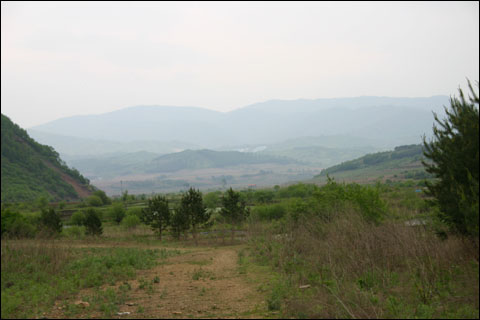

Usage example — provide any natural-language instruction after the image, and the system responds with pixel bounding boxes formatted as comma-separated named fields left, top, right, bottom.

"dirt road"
left=47, top=244, right=271, bottom=319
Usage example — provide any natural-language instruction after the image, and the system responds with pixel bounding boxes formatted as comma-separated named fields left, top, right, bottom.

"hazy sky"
left=2, top=1, right=479, bottom=128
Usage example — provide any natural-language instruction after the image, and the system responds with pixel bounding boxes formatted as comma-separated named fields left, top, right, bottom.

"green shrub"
left=122, top=214, right=141, bottom=230
left=126, top=207, right=143, bottom=219
left=92, top=190, right=111, bottom=205
left=313, top=178, right=386, bottom=224
left=1, top=209, right=36, bottom=238
left=87, top=195, right=103, bottom=207
left=109, top=203, right=126, bottom=224
left=69, top=211, right=86, bottom=226
left=63, top=225, right=85, bottom=238
left=251, top=203, right=287, bottom=221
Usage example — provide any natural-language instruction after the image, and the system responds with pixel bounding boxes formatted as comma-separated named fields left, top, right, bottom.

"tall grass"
left=248, top=193, right=479, bottom=318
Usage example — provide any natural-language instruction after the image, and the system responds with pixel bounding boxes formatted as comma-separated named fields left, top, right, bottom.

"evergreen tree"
left=220, top=187, right=249, bottom=242
left=170, top=206, right=190, bottom=240
left=179, top=187, right=210, bottom=245
left=422, top=81, right=479, bottom=237
left=142, top=195, right=170, bottom=240
left=84, top=208, right=103, bottom=236
left=40, top=208, right=62, bottom=235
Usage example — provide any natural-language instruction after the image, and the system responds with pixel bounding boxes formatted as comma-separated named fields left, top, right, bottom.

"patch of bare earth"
left=46, top=245, right=268, bottom=319
left=41, top=159, right=92, bottom=198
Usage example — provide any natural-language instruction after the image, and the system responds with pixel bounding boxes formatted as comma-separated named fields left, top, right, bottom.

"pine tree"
left=179, top=188, right=210, bottom=245
left=40, top=208, right=62, bottom=235
left=142, top=195, right=170, bottom=240
left=220, top=188, right=249, bottom=242
left=422, top=80, right=479, bottom=237
left=84, top=208, right=103, bottom=236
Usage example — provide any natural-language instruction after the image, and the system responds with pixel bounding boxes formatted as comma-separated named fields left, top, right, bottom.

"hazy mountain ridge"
left=30, top=96, right=449, bottom=148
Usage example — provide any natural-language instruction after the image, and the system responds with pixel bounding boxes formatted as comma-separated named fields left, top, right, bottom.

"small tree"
left=423, top=80, right=479, bottom=237
left=70, top=210, right=86, bottom=226
left=93, top=189, right=111, bottom=205
left=170, top=206, right=190, bottom=240
left=40, top=208, right=62, bottom=235
left=142, top=195, right=170, bottom=240
left=179, top=188, right=210, bottom=245
left=110, top=202, right=126, bottom=224
left=220, top=188, right=249, bottom=242
left=87, top=195, right=103, bottom=207
left=84, top=208, right=103, bottom=236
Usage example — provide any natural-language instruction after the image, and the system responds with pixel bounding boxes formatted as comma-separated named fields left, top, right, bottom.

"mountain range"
left=29, top=96, right=448, bottom=151
left=20, top=96, right=449, bottom=195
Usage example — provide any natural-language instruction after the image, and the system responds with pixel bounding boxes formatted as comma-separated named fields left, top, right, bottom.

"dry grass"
left=250, top=208, right=479, bottom=318
left=1, top=237, right=72, bottom=276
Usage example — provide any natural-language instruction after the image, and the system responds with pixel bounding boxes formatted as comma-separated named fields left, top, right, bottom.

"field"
left=92, top=163, right=322, bottom=196
left=1, top=179, right=479, bottom=319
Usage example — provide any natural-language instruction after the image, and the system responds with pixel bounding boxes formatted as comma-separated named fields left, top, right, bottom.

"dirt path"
left=47, top=245, right=270, bottom=319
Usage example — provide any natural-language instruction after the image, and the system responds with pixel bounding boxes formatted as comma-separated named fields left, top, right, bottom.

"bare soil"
left=45, top=244, right=270, bottom=319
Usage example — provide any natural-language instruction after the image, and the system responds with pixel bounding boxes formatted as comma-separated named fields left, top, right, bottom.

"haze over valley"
left=26, top=96, right=449, bottom=195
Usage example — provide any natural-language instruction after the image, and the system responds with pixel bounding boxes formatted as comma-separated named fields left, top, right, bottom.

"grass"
left=0, top=240, right=180, bottom=319
left=2, top=181, right=478, bottom=319
left=247, top=196, right=479, bottom=319
left=191, top=268, right=214, bottom=281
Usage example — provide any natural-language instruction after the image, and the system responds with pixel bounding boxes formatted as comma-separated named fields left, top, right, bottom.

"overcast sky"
left=1, top=1, right=479, bottom=128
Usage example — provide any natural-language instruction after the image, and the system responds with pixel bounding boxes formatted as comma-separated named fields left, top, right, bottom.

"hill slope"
left=313, top=144, right=430, bottom=182
left=1, top=114, right=93, bottom=202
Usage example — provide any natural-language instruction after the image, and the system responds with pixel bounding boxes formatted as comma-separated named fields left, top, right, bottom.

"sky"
left=1, top=1, right=479, bottom=128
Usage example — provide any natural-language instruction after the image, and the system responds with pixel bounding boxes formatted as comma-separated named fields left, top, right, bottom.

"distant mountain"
left=68, top=149, right=299, bottom=180
left=30, top=96, right=449, bottom=149
left=314, top=144, right=430, bottom=182
left=1, top=114, right=93, bottom=202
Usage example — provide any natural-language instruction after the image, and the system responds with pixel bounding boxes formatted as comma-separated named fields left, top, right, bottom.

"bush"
left=84, top=208, right=103, bottom=236
left=313, top=178, right=386, bottom=224
left=126, top=207, right=143, bottom=220
left=63, top=225, right=85, bottom=238
left=69, top=210, right=86, bottom=226
left=87, top=195, right=103, bottom=207
left=251, top=203, right=287, bottom=221
left=110, top=202, right=126, bottom=224
left=122, top=214, right=141, bottom=230
left=93, top=189, right=111, bottom=205
left=1, top=209, right=36, bottom=238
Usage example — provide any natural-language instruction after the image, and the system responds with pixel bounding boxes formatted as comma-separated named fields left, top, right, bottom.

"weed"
left=192, top=268, right=213, bottom=280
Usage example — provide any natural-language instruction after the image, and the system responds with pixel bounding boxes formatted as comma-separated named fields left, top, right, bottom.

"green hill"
left=314, top=144, right=431, bottom=182
left=1, top=114, right=93, bottom=202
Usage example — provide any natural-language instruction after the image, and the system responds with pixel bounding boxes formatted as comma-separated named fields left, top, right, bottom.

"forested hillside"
left=316, top=144, right=430, bottom=181
left=1, top=114, right=93, bottom=202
